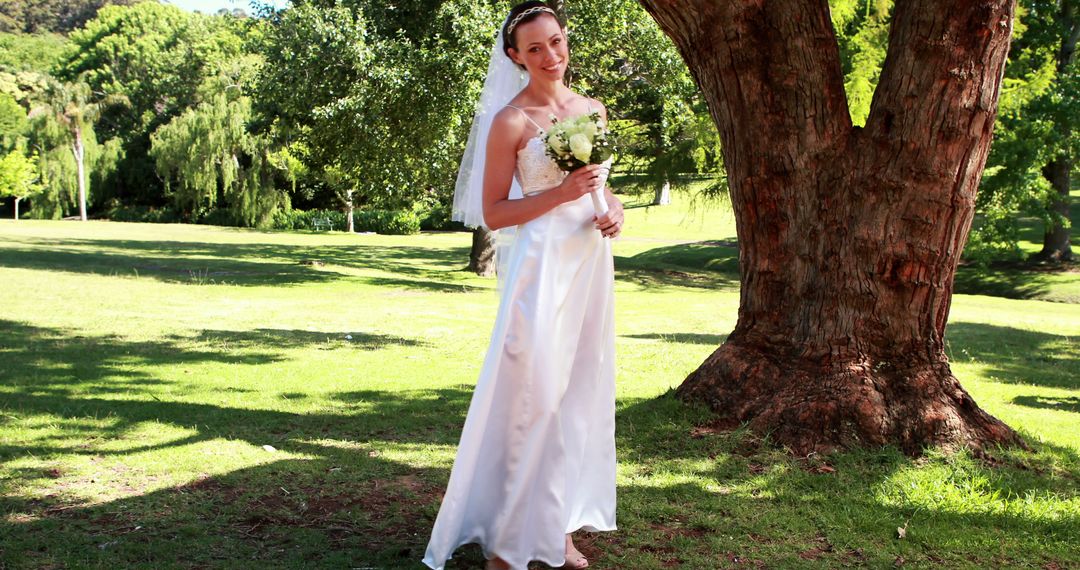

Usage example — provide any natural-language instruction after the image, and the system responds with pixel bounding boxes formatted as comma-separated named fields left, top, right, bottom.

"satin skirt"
left=422, top=192, right=617, bottom=570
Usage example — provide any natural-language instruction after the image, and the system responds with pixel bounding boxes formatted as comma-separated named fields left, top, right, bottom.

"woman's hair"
left=502, top=1, right=565, bottom=70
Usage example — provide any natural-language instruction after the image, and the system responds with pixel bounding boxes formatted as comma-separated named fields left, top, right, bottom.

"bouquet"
left=543, top=112, right=615, bottom=215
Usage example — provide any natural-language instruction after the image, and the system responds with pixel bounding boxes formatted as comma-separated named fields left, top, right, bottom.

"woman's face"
left=508, top=14, right=569, bottom=82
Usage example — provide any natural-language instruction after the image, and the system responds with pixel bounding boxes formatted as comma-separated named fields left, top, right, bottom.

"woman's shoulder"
left=489, top=104, right=534, bottom=148
left=578, top=94, right=607, bottom=118
left=582, top=95, right=605, bottom=109
left=492, top=104, right=530, bottom=130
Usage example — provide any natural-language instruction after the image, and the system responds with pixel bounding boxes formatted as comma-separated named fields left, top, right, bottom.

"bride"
left=422, top=2, right=624, bottom=569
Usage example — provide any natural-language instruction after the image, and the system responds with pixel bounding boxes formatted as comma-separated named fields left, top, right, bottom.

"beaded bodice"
left=516, top=135, right=566, bottom=196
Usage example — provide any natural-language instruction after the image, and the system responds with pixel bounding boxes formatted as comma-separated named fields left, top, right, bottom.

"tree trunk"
left=468, top=227, right=497, bottom=277
left=346, top=189, right=355, bottom=233
left=73, top=123, right=87, bottom=222
left=1036, top=155, right=1073, bottom=262
left=14, top=197, right=20, bottom=220
left=638, top=0, right=1023, bottom=454
left=1034, top=8, right=1077, bottom=263
left=653, top=178, right=671, bottom=206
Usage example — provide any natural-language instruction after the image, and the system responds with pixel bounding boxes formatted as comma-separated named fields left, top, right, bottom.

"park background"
left=0, top=0, right=1077, bottom=568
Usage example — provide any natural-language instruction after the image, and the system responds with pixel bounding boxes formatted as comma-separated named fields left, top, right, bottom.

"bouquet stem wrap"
left=543, top=112, right=615, bottom=220
left=589, top=160, right=613, bottom=216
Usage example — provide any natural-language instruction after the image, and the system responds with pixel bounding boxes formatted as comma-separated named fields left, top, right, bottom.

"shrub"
left=270, top=209, right=346, bottom=231
left=197, top=208, right=242, bottom=227
left=418, top=203, right=465, bottom=231
left=355, top=209, right=420, bottom=235
left=105, top=204, right=182, bottom=224
left=269, top=208, right=421, bottom=235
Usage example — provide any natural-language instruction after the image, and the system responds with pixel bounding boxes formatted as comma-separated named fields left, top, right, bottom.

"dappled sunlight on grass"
left=1, top=209, right=1078, bottom=568
left=875, top=449, right=1079, bottom=540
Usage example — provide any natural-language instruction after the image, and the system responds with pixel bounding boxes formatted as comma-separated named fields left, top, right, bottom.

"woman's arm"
left=482, top=107, right=603, bottom=231
left=592, top=99, right=625, bottom=238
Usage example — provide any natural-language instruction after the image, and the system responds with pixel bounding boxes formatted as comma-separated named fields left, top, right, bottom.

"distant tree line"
left=0, top=0, right=1074, bottom=262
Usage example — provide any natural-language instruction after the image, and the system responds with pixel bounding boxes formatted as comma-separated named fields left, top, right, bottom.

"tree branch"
left=864, top=0, right=1015, bottom=161
left=637, top=0, right=852, bottom=173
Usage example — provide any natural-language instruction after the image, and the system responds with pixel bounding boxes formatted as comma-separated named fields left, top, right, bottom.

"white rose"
left=582, top=121, right=598, bottom=138
left=550, top=134, right=568, bottom=154
left=569, top=133, right=593, bottom=163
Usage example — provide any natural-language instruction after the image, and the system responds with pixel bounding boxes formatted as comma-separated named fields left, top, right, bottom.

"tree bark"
left=1037, top=155, right=1073, bottom=262
left=468, top=227, right=497, bottom=277
left=653, top=178, right=671, bottom=206
left=73, top=123, right=87, bottom=222
left=1034, top=7, right=1077, bottom=263
left=346, top=189, right=355, bottom=233
left=638, top=0, right=1023, bottom=454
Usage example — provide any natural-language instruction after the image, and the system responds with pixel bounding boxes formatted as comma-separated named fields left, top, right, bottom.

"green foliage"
left=829, top=0, right=891, bottom=127
left=255, top=0, right=504, bottom=211
left=149, top=82, right=292, bottom=228
left=355, top=208, right=421, bottom=235
left=0, top=149, right=42, bottom=212
left=567, top=0, right=724, bottom=197
left=418, top=201, right=459, bottom=231
left=24, top=78, right=101, bottom=218
left=0, top=0, right=139, bottom=34
left=57, top=2, right=256, bottom=206
left=271, top=208, right=348, bottom=232
left=0, top=31, right=69, bottom=71
left=0, top=92, right=27, bottom=152
left=968, top=0, right=1079, bottom=261
left=0, top=69, right=48, bottom=104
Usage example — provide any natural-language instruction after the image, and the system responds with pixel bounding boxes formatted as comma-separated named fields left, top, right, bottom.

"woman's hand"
left=594, top=194, right=624, bottom=239
left=556, top=164, right=604, bottom=203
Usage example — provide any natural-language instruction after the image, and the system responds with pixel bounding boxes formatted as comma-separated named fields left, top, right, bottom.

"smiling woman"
left=422, top=2, right=624, bottom=570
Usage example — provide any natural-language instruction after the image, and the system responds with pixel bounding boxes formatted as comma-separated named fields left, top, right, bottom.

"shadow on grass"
left=1012, top=395, right=1080, bottom=413
left=953, top=264, right=1061, bottom=301
left=0, top=236, right=480, bottom=291
left=614, top=240, right=740, bottom=291
left=180, top=328, right=425, bottom=351
left=1, top=234, right=746, bottom=293
left=2, top=319, right=1078, bottom=568
left=0, top=320, right=424, bottom=400
left=945, top=322, right=1078, bottom=390
left=622, top=332, right=728, bottom=345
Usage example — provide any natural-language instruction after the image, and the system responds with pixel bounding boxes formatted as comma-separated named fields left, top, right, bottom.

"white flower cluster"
left=543, top=112, right=614, bottom=172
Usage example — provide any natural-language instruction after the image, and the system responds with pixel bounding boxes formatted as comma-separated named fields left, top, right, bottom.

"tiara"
left=506, top=6, right=557, bottom=35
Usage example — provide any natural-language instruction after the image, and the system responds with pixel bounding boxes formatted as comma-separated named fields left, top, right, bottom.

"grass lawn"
left=954, top=189, right=1080, bottom=304
left=0, top=193, right=1077, bottom=569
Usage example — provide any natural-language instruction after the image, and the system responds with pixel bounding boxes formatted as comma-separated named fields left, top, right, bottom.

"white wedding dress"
left=422, top=108, right=617, bottom=570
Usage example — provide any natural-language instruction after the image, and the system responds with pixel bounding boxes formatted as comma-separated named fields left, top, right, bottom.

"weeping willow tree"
left=26, top=79, right=104, bottom=220
left=149, top=87, right=293, bottom=227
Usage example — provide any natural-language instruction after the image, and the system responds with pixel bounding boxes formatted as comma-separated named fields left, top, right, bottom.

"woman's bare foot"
left=485, top=556, right=511, bottom=570
left=564, top=533, right=589, bottom=569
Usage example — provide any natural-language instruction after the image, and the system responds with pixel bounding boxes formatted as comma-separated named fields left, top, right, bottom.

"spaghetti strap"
left=506, top=104, right=545, bottom=131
